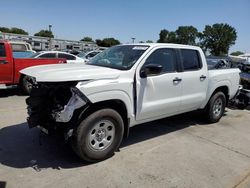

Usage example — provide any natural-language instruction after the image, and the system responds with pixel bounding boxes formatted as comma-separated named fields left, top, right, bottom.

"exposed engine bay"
left=26, top=81, right=88, bottom=133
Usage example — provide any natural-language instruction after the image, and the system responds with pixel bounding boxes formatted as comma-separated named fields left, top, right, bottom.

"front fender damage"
left=52, top=88, right=87, bottom=122
left=26, top=82, right=89, bottom=133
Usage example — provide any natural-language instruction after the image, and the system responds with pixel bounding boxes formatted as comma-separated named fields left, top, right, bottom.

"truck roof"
left=122, top=43, right=201, bottom=50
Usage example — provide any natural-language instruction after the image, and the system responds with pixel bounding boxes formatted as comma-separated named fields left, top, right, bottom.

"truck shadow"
left=0, top=111, right=210, bottom=170
left=0, top=88, right=21, bottom=98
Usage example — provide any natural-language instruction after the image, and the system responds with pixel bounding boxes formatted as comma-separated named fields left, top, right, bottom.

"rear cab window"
left=0, top=43, right=6, bottom=57
left=181, top=49, right=202, bottom=71
left=11, top=44, right=27, bottom=52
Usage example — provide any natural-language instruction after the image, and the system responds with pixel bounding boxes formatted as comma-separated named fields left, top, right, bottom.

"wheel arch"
left=78, top=98, right=131, bottom=139
left=202, top=85, right=230, bottom=109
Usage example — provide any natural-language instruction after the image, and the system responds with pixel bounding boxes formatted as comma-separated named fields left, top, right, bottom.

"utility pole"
left=49, top=24, right=52, bottom=50
left=131, top=37, right=135, bottom=43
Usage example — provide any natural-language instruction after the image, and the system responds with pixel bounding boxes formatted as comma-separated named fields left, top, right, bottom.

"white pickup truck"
left=21, top=43, right=240, bottom=162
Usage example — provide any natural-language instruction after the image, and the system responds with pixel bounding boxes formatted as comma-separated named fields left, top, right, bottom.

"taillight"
left=58, top=60, right=67, bottom=64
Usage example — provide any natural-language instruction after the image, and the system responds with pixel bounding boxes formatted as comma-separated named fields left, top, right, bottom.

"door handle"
left=200, top=75, right=206, bottom=80
left=0, top=60, right=8, bottom=64
left=173, top=77, right=182, bottom=83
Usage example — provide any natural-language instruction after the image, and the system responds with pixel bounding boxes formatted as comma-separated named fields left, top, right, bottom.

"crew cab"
left=0, top=40, right=66, bottom=93
left=21, top=43, right=240, bottom=162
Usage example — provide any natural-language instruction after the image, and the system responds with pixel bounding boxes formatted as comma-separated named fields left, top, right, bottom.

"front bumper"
left=26, top=82, right=88, bottom=132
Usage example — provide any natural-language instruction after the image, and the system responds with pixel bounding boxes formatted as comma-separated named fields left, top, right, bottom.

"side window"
left=11, top=44, right=27, bottom=51
left=181, top=49, right=201, bottom=71
left=0, top=43, right=6, bottom=57
left=39, top=53, right=56, bottom=58
left=33, top=42, right=40, bottom=46
left=144, top=48, right=176, bottom=73
left=58, top=53, right=76, bottom=60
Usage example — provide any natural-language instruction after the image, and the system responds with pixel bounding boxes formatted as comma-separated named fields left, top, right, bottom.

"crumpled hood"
left=20, top=64, right=121, bottom=82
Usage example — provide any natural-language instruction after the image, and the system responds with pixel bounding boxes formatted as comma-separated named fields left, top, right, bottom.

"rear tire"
left=71, top=108, right=124, bottom=162
left=205, top=92, right=226, bottom=123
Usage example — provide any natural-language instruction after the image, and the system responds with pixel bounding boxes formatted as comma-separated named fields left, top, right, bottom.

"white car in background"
left=77, top=50, right=102, bottom=62
left=29, top=51, right=85, bottom=64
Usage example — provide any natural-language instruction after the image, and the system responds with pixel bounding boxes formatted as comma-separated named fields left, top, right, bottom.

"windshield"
left=87, top=45, right=149, bottom=70
left=77, top=51, right=86, bottom=58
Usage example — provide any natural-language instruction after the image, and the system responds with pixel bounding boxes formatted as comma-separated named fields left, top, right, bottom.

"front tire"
left=21, top=76, right=33, bottom=95
left=205, top=92, right=226, bottom=123
left=71, top=108, right=124, bottom=162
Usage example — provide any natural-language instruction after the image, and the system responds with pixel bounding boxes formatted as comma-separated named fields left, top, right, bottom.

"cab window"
left=11, top=44, right=27, bottom=52
left=181, top=49, right=202, bottom=71
left=143, top=48, right=176, bottom=73
left=0, top=43, right=6, bottom=57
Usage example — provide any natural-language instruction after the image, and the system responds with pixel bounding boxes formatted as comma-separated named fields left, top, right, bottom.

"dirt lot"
left=0, top=89, right=250, bottom=188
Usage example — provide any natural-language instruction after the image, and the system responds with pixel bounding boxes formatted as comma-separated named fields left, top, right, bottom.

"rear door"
left=180, top=49, right=208, bottom=111
left=0, top=42, right=13, bottom=83
left=136, top=48, right=182, bottom=121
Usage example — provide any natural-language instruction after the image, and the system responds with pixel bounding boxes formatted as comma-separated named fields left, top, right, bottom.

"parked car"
left=0, top=40, right=66, bottom=94
left=29, top=51, right=86, bottom=64
left=21, top=43, right=240, bottom=162
left=77, top=50, right=101, bottom=62
left=10, top=41, right=36, bottom=58
left=240, top=69, right=250, bottom=89
left=206, top=57, right=231, bottom=70
left=10, top=41, right=35, bottom=52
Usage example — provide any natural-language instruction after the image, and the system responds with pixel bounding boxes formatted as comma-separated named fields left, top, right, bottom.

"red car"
left=0, top=40, right=66, bottom=94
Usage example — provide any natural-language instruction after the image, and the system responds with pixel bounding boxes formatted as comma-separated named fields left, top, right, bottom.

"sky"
left=0, top=0, right=249, bottom=52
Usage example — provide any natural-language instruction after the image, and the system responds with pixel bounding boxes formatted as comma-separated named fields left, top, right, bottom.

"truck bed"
left=13, top=58, right=65, bottom=84
left=208, top=68, right=240, bottom=100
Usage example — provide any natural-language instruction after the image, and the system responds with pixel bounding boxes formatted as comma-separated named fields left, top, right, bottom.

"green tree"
left=0, top=27, right=28, bottom=35
left=10, top=27, right=28, bottom=35
left=157, top=29, right=177, bottom=43
left=81, top=37, right=93, bottom=42
left=96, top=38, right=120, bottom=47
left=95, top=39, right=102, bottom=46
left=230, top=51, right=244, bottom=56
left=34, top=30, right=54, bottom=38
left=146, top=40, right=153, bottom=43
left=0, top=27, right=10, bottom=33
left=199, top=23, right=237, bottom=56
left=175, top=26, right=198, bottom=45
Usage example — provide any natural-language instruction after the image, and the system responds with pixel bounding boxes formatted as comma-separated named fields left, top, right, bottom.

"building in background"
left=1, top=32, right=98, bottom=52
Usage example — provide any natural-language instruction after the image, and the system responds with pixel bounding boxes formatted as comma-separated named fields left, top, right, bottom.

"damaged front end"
left=229, top=86, right=250, bottom=110
left=26, top=81, right=89, bottom=134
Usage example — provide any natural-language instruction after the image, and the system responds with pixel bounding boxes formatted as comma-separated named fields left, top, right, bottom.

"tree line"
left=81, top=37, right=120, bottom=47
left=0, top=23, right=240, bottom=56
left=157, top=23, right=237, bottom=56
left=0, top=27, right=120, bottom=47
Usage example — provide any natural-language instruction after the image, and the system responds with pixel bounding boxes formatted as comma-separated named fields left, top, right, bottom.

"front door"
left=136, top=48, right=182, bottom=121
left=0, top=43, right=13, bottom=84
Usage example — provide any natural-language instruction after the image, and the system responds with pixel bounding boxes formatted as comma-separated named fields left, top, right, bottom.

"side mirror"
left=140, top=64, right=163, bottom=78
